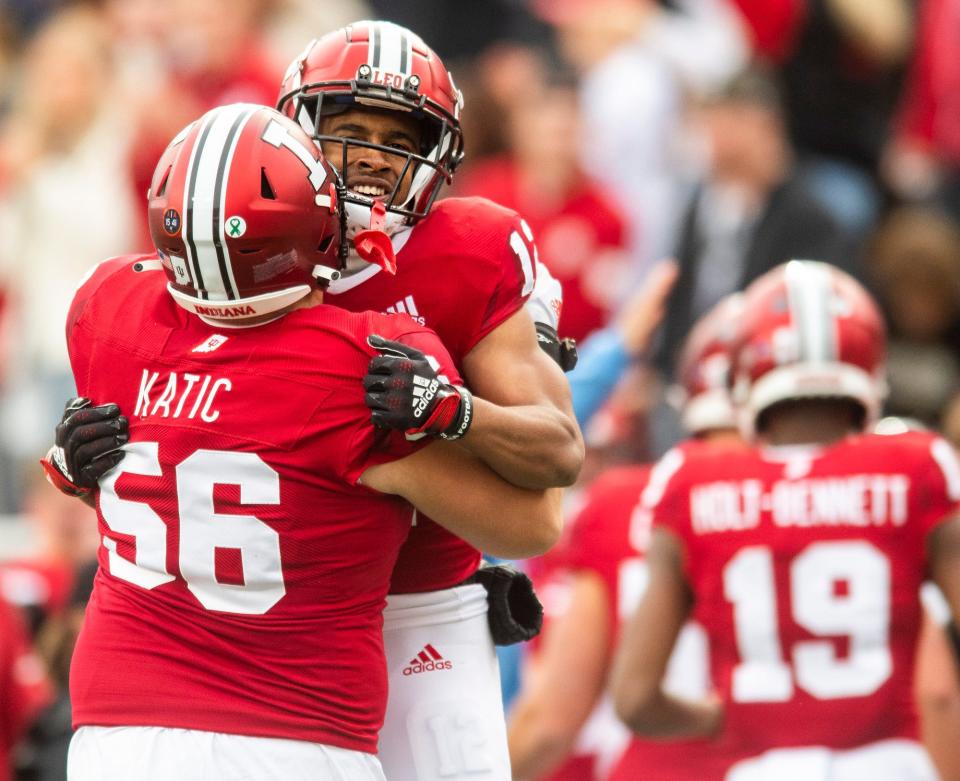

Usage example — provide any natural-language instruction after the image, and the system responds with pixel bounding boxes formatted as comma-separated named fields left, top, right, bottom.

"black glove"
left=40, top=397, right=128, bottom=496
left=535, top=322, right=578, bottom=373
left=472, top=562, right=544, bottom=645
left=363, top=334, right=473, bottom=440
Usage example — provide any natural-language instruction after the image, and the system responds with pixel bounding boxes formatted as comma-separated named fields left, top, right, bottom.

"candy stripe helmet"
left=675, top=293, right=744, bottom=434
left=276, top=21, right=464, bottom=236
left=731, top=260, right=887, bottom=433
left=147, top=103, right=344, bottom=325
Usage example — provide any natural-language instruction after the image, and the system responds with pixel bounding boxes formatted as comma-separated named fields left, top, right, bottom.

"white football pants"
left=379, top=583, right=511, bottom=780
left=67, top=725, right=386, bottom=781
left=726, top=739, right=939, bottom=781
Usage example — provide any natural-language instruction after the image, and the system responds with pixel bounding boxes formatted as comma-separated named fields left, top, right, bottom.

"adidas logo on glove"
left=411, top=375, right=440, bottom=419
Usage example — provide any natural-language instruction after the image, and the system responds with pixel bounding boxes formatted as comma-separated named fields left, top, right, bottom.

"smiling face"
left=318, top=107, right=423, bottom=204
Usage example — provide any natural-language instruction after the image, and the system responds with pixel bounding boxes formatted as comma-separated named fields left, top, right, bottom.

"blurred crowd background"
left=1, top=0, right=960, bottom=778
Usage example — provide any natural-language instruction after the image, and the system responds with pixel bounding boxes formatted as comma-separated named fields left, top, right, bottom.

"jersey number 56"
left=99, top=441, right=285, bottom=615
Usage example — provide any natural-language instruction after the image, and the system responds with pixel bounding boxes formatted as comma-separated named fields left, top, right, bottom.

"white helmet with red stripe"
left=675, top=293, right=743, bottom=434
left=732, top=260, right=887, bottom=432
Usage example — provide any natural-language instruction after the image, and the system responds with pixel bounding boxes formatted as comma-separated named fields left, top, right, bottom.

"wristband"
left=439, top=386, right=473, bottom=441
left=40, top=446, right=90, bottom=498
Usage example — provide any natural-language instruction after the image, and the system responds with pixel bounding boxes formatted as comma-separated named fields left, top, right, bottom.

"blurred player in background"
left=0, top=595, right=50, bottom=781
left=49, top=103, right=560, bottom=781
left=612, top=260, right=960, bottom=780
left=507, top=294, right=743, bottom=781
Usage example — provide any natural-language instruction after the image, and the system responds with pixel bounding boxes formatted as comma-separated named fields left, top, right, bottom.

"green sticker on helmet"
left=226, top=216, right=246, bottom=237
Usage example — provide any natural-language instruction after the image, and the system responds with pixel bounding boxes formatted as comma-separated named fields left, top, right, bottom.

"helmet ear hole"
left=317, top=234, right=334, bottom=253
left=260, top=168, right=277, bottom=200
left=156, top=166, right=172, bottom=197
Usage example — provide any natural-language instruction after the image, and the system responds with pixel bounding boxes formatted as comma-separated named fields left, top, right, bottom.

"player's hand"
left=363, top=335, right=473, bottom=440
left=40, top=397, right=128, bottom=497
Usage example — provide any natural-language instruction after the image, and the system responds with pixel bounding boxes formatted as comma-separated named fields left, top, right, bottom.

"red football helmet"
left=148, top=103, right=344, bottom=324
left=675, top=293, right=743, bottom=434
left=731, top=260, right=887, bottom=432
left=276, top=21, right=464, bottom=232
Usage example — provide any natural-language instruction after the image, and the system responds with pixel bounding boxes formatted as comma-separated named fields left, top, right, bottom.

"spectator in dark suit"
left=658, top=67, right=855, bottom=376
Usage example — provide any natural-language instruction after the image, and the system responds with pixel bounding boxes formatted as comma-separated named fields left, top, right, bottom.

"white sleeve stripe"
left=641, top=447, right=686, bottom=508
left=73, top=258, right=113, bottom=296
left=920, top=582, right=951, bottom=626
left=931, top=438, right=960, bottom=502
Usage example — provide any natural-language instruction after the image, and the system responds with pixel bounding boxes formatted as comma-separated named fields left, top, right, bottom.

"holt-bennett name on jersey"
left=690, top=474, right=910, bottom=535
left=134, top=369, right=231, bottom=422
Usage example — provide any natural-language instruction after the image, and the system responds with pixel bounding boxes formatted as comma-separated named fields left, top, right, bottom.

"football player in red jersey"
left=275, top=22, right=585, bottom=780
left=49, top=21, right=614, bottom=780
left=611, top=261, right=960, bottom=780
left=276, top=21, right=583, bottom=492
left=55, top=104, right=560, bottom=781
left=507, top=294, right=744, bottom=781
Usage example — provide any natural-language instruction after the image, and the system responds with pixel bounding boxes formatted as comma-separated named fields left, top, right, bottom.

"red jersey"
left=66, top=256, right=460, bottom=752
left=651, top=431, right=960, bottom=764
left=559, top=456, right=726, bottom=781
left=566, top=465, right=652, bottom=631
left=525, top=467, right=647, bottom=781
left=0, top=598, right=50, bottom=781
left=327, top=197, right=535, bottom=593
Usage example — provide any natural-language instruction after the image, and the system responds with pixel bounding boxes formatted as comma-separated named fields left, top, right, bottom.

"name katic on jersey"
left=689, top=474, right=910, bottom=534
left=134, top=369, right=231, bottom=422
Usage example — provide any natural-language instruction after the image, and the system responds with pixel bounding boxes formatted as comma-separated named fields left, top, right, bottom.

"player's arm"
left=923, top=518, right=960, bottom=781
left=459, top=308, right=584, bottom=489
left=508, top=570, right=611, bottom=779
left=360, top=440, right=562, bottom=560
left=364, top=321, right=583, bottom=489
left=914, top=603, right=960, bottom=781
left=929, top=515, right=960, bottom=641
left=610, top=528, right=721, bottom=739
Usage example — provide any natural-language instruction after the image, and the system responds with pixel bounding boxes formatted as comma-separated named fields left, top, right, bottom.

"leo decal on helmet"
left=731, top=260, right=887, bottom=435
left=147, top=103, right=347, bottom=325
left=277, top=21, right=464, bottom=239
